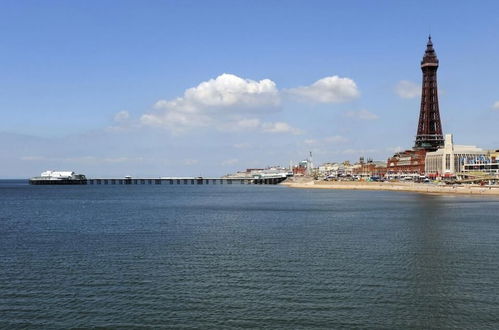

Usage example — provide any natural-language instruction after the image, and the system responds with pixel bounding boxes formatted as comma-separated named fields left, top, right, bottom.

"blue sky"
left=1, top=0, right=498, bottom=178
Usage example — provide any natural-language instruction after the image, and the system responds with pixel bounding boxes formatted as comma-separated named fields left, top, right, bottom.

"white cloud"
left=304, top=139, right=318, bottom=145
left=114, top=110, right=130, bottom=123
left=324, top=135, right=349, bottom=144
left=140, top=73, right=359, bottom=134
left=181, top=73, right=279, bottom=108
left=234, top=118, right=262, bottom=130
left=141, top=107, right=212, bottom=132
left=107, top=110, right=136, bottom=132
left=221, top=118, right=301, bottom=135
left=262, top=122, right=303, bottom=135
left=141, top=73, right=280, bottom=133
left=493, top=101, right=499, bottom=110
left=287, top=76, right=360, bottom=103
left=304, top=135, right=348, bottom=146
left=345, top=110, right=379, bottom=120
left=395, top=80, right=420, bottom=99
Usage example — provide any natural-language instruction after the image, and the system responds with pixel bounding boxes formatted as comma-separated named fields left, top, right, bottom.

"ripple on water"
left=1, top=184, right=499, bottom=328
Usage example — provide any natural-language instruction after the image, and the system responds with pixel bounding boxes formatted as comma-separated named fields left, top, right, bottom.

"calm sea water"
left=1, top=180, right=498, bottom=329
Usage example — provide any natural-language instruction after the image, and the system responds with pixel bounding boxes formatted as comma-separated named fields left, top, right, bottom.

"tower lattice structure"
left=414, top=36, right=444, bottom=151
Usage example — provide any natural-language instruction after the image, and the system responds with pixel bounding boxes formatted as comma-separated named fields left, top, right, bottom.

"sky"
left=1, top=0, right=499, bottom=178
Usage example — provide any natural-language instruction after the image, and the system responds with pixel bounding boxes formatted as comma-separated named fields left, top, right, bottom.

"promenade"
left=282, top=179, right=499, bottom=196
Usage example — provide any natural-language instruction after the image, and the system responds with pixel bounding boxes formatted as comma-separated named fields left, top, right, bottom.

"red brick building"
left=353, top=159, right=387, bottom=178
left=386, top=149, right=427, bottom=177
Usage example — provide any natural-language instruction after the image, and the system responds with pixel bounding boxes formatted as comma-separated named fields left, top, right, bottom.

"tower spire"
left=414, top=36, right=444, bottom=150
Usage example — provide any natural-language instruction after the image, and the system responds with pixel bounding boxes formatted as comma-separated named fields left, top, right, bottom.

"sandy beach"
left=281, top=179, right=499, bottom=196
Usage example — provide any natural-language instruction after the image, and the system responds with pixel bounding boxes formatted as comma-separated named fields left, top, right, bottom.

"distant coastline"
left=281, top=179, right=499, bottom=196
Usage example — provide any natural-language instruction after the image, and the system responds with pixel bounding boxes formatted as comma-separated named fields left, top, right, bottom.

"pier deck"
left=87, top=176, right=287, bottom=185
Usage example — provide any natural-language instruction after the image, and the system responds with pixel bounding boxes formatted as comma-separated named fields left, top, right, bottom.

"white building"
left=462, top=149, right=499, bottom=177
left=425, top=134, right=486, bottom=177
left=41, top=171, right=76, bottom=179
left=318, top=163, right=338, bottom=175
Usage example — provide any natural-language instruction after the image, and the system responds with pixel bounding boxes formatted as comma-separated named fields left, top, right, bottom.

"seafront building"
left=225, top=166, right=291, bottom=179
left=292, top=153, right=315, bottom=176
left=352, top=158, right=387, bottom=179
left=461, top=149, right=499, bottom=177
left=425, top=134, right=487, bottom=178
left=386, top=150, right=426, bottom=179
left=318, top=162, right=338, bottom=175
left=316, top=161, right=357, bottom=178
left=292, top=160, right=309, bottom=176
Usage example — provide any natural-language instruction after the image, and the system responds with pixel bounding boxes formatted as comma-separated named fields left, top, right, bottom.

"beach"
left=282, top=179, right=499, bottom=196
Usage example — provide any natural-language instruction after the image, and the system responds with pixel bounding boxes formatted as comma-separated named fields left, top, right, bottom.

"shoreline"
left=281, top=180, right=499, bottom=196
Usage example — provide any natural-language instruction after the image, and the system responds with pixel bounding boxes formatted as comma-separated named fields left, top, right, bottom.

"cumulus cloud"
left=287, top=76, right=360, bottom=103
left=395, top=80, right=420, bottom=99
left=140, top=73, right=359, bottom=134
left=262, top=122, right=302, bottom=135
left=234, top=118, right=262, bottom=130
left=324, top=135, right=349, bottom=144
left=493, top=101, right=499, bottom=110
left=114, top=110, right=130, bottom=123
left=141, top=73, right=280, bottom=133
left=304, top=135, right=348, bottom=146
left=181, top=74, right=279, bottom=108
left=108, top=110, right=139, bottom=132
left=304, top=139, right=318, bottom=145
left=141, top=110, right=211, bottom=131
left=219, top=118, right=302, bottom=135
left=345, top=110, right=379, bottom=120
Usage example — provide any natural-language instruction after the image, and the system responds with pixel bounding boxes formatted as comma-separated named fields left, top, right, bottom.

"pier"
left=86, top=176, right=287, bottom=185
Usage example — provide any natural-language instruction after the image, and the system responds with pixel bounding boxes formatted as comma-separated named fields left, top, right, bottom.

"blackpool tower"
left=414, top=36, right=444, bottom=151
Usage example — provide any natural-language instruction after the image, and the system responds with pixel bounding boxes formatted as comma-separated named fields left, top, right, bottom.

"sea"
left=1, top=180, right=498, bottom=329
